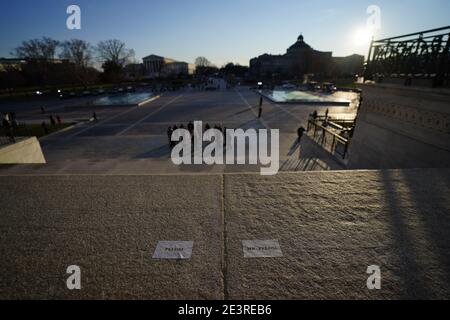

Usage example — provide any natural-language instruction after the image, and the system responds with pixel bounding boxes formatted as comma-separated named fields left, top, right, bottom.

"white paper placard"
left=242, top=240, right=283, bottom=258
left=152, top=241, right=194, bottom=259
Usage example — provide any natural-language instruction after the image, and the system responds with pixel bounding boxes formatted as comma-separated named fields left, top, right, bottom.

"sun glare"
left=354, top=27, right=373, bottom=46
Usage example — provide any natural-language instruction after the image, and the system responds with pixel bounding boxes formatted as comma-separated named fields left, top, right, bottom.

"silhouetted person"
left=93, top=112, right=98, bottom=121
left=41, top=122, right=49, bottom=135
left=325, top=108, right=329, bottom=120
left=188, top=121, right=194, bottom=133
left=297, top=126, right=306, bottom=142
left=312, top=110, right=318, bottom=120
left=405, top=77, right=412, bottom=86
left=56, top=115, right=62, bottom=125
left=349, top=126, right=355, bottom=138
left=49, top=115, right=56, bottom=126
left=3, top=112, right=10, bottom=124
left=3, top=115, right=14, bottom=142
left=167, top=126, right=174, bottom=148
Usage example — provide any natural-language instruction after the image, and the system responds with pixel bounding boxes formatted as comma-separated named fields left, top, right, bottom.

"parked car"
left=306, top=81, right=321, bottom=91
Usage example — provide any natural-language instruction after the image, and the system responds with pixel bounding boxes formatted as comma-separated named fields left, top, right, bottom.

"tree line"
left=1, top=37, right=135, bottom=89
left=1, top=38, right=250, bottom=91
left=194, top=56, right=249, bottom=79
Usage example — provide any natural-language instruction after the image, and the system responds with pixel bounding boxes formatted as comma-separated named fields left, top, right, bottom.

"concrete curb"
left=0, top=137, right=46, bottom=164
left=138, top=95, right=161, bottom=107
left=65, top=95, right=161, bottom=109
left=257, top=90, right=351, bottom=106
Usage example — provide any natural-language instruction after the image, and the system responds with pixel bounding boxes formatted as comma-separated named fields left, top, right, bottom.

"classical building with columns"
left=250, top=34, right=364, bottom=79
left=142, top=54, right=195, bottom=78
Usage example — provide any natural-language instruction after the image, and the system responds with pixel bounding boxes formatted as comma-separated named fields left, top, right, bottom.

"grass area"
left=0, top=123, right=75, bottom=138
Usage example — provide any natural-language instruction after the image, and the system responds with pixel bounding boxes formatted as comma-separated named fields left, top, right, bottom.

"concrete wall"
left=0, top=137, right=46, bottom=164
left=348, top=83, right=450, bottom=169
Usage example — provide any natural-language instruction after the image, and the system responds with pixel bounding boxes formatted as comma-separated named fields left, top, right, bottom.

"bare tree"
left=195, top=56, right=212, bottom=67
left=60, top=39, right=93, bottom=68
left=96, top=39, right=134, bottom=66
left=12, top=37, right=60, bottom=60
left=60, top=39, right=97, bottom=86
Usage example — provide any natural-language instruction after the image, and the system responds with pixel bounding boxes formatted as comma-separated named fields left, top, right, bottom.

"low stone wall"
left=0, top=137, right=46, bottom=164
left=348, top=83, right=450, bottom=169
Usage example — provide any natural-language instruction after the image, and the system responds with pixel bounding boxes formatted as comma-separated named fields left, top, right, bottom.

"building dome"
left=288, top=34, right=312, bottom=52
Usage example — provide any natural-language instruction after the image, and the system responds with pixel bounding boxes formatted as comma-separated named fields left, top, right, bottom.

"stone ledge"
left=0, top=136, right=46, bottom=164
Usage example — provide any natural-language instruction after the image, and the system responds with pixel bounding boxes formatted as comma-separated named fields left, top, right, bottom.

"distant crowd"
left=167, top=122, right=228, bottom=149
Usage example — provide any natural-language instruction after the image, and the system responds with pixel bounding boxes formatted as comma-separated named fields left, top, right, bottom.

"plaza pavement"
left=1, top=169, right=450, bottom=299
left=3, top=88, right=449, bottom=300
left=0, top=88, right=356, bottom=174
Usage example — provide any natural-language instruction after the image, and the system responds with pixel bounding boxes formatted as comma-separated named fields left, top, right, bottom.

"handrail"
left=308, top=120, right=348, bottom=143
left=374, top=26, right=450, bottom=42
left=364, top=26, right=450, bottom=87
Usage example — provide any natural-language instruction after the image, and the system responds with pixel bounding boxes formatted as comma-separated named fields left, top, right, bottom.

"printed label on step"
left=152, top=241, right=194, bottom=259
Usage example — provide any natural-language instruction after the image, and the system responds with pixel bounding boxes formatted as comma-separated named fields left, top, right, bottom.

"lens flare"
left=354, top=28, right=373, bottom=46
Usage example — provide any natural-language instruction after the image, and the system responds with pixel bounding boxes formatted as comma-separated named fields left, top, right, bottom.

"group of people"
left=167, top=122, right=228, bottom=149
left=40, top=114, right=63, bottom=135
left=2, top=112, right=18, bottom=127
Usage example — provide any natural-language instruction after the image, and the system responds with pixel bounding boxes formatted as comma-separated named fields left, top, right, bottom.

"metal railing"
left=364, top=26, right=450, bottom=87
left=307, top=119, right=350, bottom=159
left=0, top=124, right=30, bottom=147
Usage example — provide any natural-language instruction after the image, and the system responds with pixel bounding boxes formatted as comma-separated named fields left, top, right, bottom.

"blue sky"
left=1, top=0, right=449, bottom=66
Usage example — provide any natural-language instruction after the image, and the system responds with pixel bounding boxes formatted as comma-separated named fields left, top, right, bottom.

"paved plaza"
left=0, top=87, right=357, bottom=174
left=2, top=88, right=449, bottom=300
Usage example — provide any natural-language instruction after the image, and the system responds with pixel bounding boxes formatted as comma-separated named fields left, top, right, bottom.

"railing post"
left=332, top=135, right=336, bottom=153
left=434, top=32, right=450, bottom=87
left=364, top=37, right=375, bottom=81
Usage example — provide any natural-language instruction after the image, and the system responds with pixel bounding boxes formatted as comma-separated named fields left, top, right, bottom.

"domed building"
left=250, top=34, right=363, bottom=79
left=286, top=34, right=312, bottom=53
